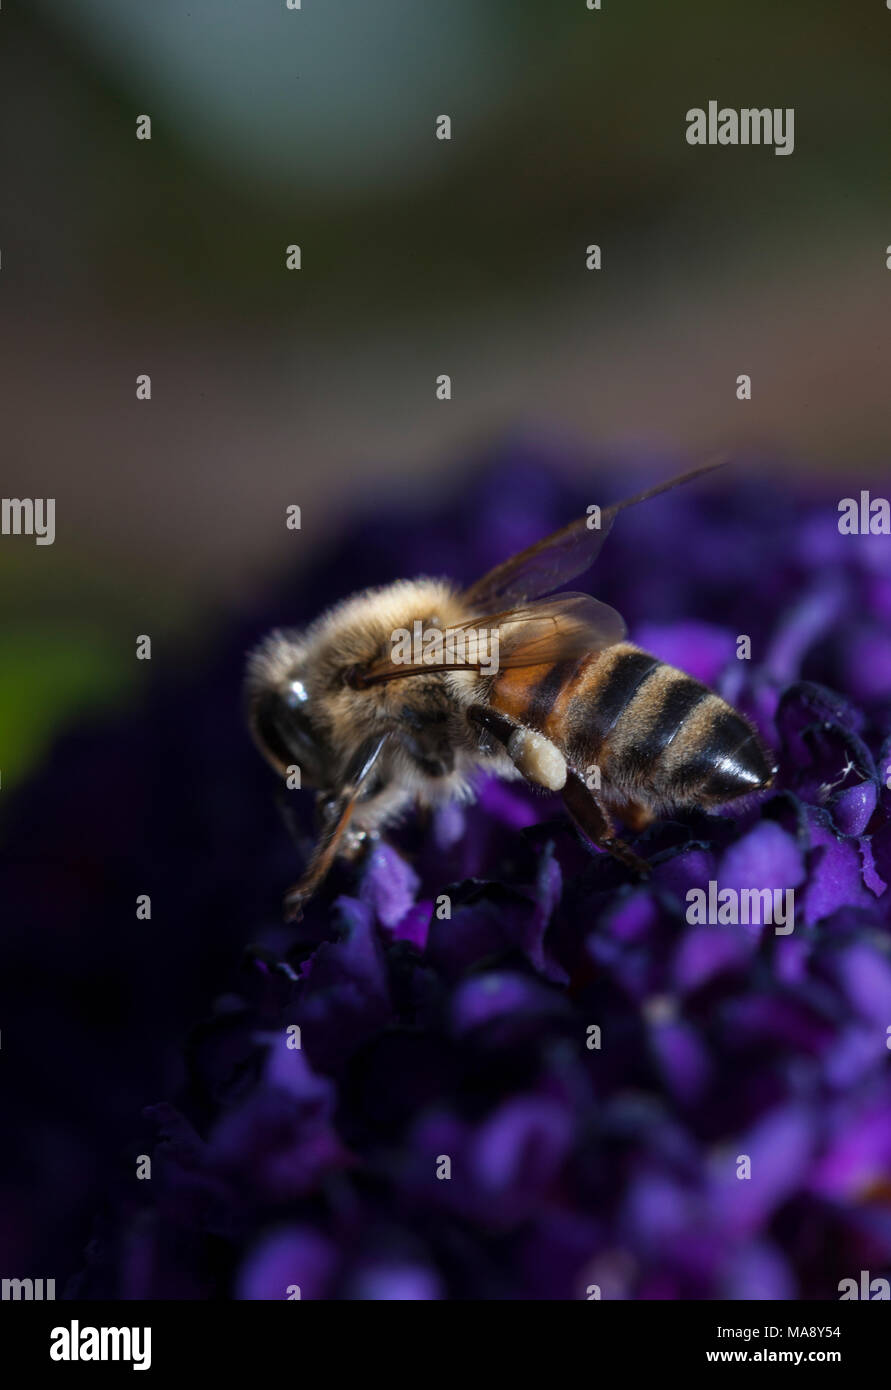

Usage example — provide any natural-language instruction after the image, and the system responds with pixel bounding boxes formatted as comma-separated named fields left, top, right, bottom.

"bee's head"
left=245, top=630, right=330, bottom=786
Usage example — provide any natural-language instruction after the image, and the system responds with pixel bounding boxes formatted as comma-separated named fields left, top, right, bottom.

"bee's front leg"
left=340, top=824, right=380, bottom=862
left=276, top=786, right=371, bottom=861
left=275, top=784, right=312, bottom=851
left=282, top=733, right=390, bottom=920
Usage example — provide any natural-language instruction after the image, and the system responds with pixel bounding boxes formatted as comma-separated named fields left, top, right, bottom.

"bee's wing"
left=494, top=592, right=626, bottom=666
left=462, top=458, right=726, bottom=608
left=354, top=592, right=625, bottom=687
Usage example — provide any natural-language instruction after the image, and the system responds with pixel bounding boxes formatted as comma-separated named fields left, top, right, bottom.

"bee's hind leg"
left=467, top=705, right=648, bottom=875
left=562, top=768, right=650, bottom=876
left=467, top=705, right=567, bottom=791
left=612, top=798, right=657, bottom=836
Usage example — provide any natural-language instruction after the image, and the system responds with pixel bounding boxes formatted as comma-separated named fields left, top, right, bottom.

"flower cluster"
left=4, top=443, right=890, bottom=1299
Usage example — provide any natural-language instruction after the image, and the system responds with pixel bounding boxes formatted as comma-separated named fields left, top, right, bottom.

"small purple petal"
left=360, top=842, right=420, bottom=928
left=763, top=582, right=846, bottom=685
left=672, top=924, right=753, bottom=993
left=834, top=942, right=891, bottom=1027
left=433, top=800, right=466, bottom=850
left=621, top=1170, right=697, bottom=1250
left=720, top=1241, right=797, bottom=1300
left=871, top=820, right=891, bottom=896
left=648, top=1017, right=712, bottom=1104
left=451, top=972, right=557, bottom=1034
left=386, top=900, right=432, bottom=950
left=719, top=822, right=806, bottom=895
left=858, top=837, right=887, bottom=897
left=470, top=1098, right=573, bottom=1210
left=708, top=1106, right=814, bottom=1238
left=832, top=781, right=877, bottom=836
left=809, top=1100, right=891, bottom=1199
left=348, top=1264, right=443, bottom=1300
left=822, top=1025, right=887, bottom=1089
left=237, top=1228, right=338, bottom=1300
left=602, top=889, right=660, bottom=943
left=262, top=1030, right=337, bottom=1108
left=802, top=812, right=875, bottom=924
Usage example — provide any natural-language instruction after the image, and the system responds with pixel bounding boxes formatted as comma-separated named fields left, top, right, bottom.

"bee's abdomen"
left=491, top=642, right=773, bottom=807
left=580, top=644, right=773, bottom=804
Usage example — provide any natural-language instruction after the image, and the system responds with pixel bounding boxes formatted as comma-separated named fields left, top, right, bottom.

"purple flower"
left=4, top=443, right=891, bottom=1301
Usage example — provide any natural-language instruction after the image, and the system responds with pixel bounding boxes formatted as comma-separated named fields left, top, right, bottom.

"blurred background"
left=1, top=0, right=890, bottom=787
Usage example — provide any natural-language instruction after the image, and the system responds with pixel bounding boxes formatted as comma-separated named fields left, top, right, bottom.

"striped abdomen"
left=490, top=641, right=775, bottom=808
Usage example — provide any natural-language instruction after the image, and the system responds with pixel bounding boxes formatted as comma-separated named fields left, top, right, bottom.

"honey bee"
left=246, top=462, right=776, bottom=918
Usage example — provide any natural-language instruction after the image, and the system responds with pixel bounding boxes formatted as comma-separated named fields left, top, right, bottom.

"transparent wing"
left=350, top=592, right=626, bottom=688
left=461, top=458, right=726, bottom=609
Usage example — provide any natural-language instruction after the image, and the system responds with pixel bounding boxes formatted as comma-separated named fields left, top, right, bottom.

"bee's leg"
left=282, top=733, right=390, bottom=920
left=562, top=767, right=650, bottom=876
left=612, top=798, right=657, bottom=835
left=339, top=824, right=380, bottom=862
left=467, top=705, right=516, bottom=756
left=275, top=785, right=309, bottom=850
left=467, top=706, right=566, bottom=791
left=469, top=706, right=648, bottom=873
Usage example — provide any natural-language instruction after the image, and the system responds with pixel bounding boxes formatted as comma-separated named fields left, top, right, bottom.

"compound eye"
left=285, top=678, right=309, bottom=708
left=251, top=686, right=325, bottom=785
